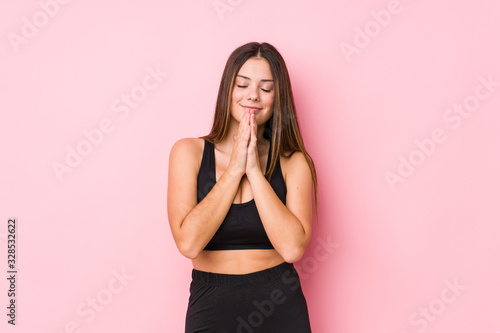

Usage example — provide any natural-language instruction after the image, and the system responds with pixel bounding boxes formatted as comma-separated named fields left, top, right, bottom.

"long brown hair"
left=200, top=42, right=318, bottom=216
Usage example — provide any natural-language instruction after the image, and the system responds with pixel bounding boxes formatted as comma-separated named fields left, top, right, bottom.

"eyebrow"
left=237, top=75, right=274, bottom=82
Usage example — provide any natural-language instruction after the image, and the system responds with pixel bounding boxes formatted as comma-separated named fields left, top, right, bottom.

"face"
left=230, top=57, right=275, bottom=126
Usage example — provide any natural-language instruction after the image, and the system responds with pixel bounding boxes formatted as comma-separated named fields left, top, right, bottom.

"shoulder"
left=171, top=137, right=205, bottom=152
left=280, top=150, right=311, bottom=182
left=169, top=137, right=205, bottom=169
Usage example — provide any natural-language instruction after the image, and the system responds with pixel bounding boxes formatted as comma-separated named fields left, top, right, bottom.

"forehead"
left=237, top=57, right=273, bottom=80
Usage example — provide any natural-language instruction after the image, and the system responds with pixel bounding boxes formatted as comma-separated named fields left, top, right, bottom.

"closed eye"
left=236, top=85, right=272, bottom=92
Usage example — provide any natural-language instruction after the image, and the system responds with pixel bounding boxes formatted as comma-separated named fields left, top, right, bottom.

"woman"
left=167, top=42, right=318, bottom=332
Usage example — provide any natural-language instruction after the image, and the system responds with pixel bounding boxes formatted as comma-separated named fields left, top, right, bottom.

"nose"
left=246, top=86, right=259, bottom=101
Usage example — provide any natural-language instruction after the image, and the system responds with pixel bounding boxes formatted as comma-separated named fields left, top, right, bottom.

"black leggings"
left=185, top=261, right=312, bottom=333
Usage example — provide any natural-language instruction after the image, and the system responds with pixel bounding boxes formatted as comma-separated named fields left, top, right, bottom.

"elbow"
left=174, top=218, right=202, bottom=259
left=177, top=239, right=201, bottom=260
left=281, top=245, right=306, bottom=264
left=281, top=232, right=310, bottom=263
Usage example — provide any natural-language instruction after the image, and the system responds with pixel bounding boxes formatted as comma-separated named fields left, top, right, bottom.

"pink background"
left=1, top=0, right=499, bottom=332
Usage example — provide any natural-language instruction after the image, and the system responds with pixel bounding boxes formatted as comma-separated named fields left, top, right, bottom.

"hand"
left=226, top=109, right=251, bottom=178
left=245, top=110, right=262, bottom=178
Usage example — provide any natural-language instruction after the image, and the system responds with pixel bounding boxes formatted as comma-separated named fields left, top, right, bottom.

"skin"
left=167, top=57, right=313, bottom=274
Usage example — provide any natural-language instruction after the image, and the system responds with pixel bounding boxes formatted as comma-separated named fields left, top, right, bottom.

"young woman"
left=167, top=42, right=318, bottom=332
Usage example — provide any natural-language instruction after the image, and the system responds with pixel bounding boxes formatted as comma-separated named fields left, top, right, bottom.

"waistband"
left=191, top=261, right=296, bottom=286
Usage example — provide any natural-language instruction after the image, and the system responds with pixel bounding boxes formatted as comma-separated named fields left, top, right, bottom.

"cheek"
left=265, top=93, right=275, bottom=107
left=232, top=89, right=244, bottom=103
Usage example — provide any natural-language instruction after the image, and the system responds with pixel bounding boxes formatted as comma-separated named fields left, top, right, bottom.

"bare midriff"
left=192, top=249, right=285, bottom=274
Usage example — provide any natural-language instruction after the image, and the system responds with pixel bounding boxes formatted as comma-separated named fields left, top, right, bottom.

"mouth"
left=241, top=105, right=262, bottom=112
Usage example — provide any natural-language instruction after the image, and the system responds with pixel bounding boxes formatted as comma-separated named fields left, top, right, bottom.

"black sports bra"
left=197, top=138, right=287, bottom=250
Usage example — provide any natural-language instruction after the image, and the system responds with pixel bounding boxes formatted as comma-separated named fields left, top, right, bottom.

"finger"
left=243, top=112, right=251, bottom=137
left=235, top=111, right=248, bottom=144
left=245, top=110, right=251, bottom=128
left=251, top=113, right=257, bottom=138
left=251, top=123, right=257, bottom=145
left=237, top=110, right=247, bottom=130
left=240, top=111, right=250, bottom=136
left=248, top=117, right=256, bottom=148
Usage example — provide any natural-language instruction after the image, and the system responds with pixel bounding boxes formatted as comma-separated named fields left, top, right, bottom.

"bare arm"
left=167, top=112, right=253, bottom=259
left=247, top=151, right=313, bottom=263
left=166, top=138, right=242, bottom=259
left=245, top=111, right=313, bottom=263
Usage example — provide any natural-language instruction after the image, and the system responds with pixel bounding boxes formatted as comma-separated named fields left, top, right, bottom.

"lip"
left=241, top=105, right=262, bottom=112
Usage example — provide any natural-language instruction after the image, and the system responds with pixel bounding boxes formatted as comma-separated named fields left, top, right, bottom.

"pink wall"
left=1, top=0, right=499, bottom=332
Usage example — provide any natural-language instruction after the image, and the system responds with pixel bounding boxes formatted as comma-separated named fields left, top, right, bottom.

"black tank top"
left=197, top=138, right=287, bottom=250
